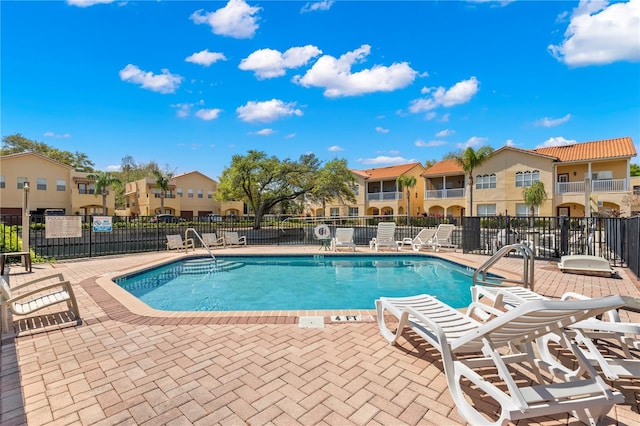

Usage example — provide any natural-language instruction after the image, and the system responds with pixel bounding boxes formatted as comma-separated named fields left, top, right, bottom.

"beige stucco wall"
left=174, top=172, right=219, bottom=218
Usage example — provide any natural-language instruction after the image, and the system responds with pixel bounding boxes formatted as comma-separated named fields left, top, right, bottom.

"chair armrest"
left=9, top=273, right=66, bottom=291
left=466, top=302, right=504, bottom=321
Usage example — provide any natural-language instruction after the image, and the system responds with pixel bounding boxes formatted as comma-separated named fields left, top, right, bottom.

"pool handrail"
left=185, top=228, right=217, bottom=262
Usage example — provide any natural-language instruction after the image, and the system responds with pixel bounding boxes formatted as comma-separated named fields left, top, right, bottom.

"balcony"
left=556, top=178, right=628, bottom=194
left=424, top=188, right=465, bottom=199
left=154, top=193, right=176, bottom=199
left=366, top=192, right=403, bottom=201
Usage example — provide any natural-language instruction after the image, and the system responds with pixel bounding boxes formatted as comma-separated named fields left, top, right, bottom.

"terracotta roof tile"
left=354, top=162, right=423, bottom=179
left=422, top=159, right=463, bottom=176
left=533, top=137, right=636, bottom=162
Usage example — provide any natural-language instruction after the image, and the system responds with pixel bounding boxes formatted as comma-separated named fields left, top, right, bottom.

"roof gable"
left=355, top=162, right=424, bottom=180
left=0, top=151, right=75, bottom=170
left=423, top=159, right=463, bottom=176
left=533, top=137, right=636, bottom=162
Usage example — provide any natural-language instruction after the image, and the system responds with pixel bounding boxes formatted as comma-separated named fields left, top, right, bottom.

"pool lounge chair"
left=1, top=274, right=80, bottom=336
left=558, top=254, right=616, bottom=277
left=369, top=222, right=399, bottom=252
left=425, top=223, right=457, bottom=252
left=166, top=234, right=195, bottom=251
left=376, top=293, right=625, bottom=425
left=331, top=228, right=356, bottom=252
left=202, top=233, right=225, bottom=249
left=472, top=285, right=640, bottom=380
left=409, top=228, right=437, bottom=252
left=224, top=231, right=247, bottom=247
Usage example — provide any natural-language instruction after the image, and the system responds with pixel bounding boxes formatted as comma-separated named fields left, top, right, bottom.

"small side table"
left=0, top=252, right=32, bottom=275
left=319, top=238, right=332, bottom=251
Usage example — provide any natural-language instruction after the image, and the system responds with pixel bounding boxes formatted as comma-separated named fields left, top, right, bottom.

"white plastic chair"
left=166, top=234, right=195, bottom=251
left=224, top=231, right=247, bottom=247
left=331, top=228, right=356, bottom=252
left=202, top=233, right=224, bottom=249
left=376, top=293, right=625, bottom=425
left=425, top=224, right=457, bottom=252
left=369, top=222, right=398, bottom=252
left=410, top=228, right=437, bottom=252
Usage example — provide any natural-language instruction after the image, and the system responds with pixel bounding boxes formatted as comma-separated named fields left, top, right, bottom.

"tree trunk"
left=253, top=205, right=265, bottom=230
left=102, top=191, right=108, bottom=215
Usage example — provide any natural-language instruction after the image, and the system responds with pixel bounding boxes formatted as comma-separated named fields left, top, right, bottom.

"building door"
left=557, top=207, right=570, bottom=217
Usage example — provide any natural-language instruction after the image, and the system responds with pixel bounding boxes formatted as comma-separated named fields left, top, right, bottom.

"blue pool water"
left=115, top=255, right=480, bottom=311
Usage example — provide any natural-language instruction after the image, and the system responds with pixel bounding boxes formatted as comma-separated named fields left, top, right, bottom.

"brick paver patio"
left=1, top=246, right=639, bottom=425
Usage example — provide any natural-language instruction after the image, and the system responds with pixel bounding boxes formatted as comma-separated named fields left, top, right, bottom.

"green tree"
left=396, top=174, right=417, bottom=219
left=445, top=146, right=494, bottom=215
left=217, top=150, right=338, bottom=229
left=1, top=133, right=95, bottom=172
left=424, top=159, right=438, bottom=170
left=310, top=158, right=356, bottom=216
left=152, top=169, right=174, bottom=213
left=523, top=181, right=547, bottom=226
left=631, top=163, right=640, bottom=177
left=86, top=171, right=122, bottom=215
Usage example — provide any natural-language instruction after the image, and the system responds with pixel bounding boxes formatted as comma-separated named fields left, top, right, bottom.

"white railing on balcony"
left=366, top=191, right=402, bottom=201
left=556, top=178, right=628, bottom=194
left=424, top=188, right=465, bottom=199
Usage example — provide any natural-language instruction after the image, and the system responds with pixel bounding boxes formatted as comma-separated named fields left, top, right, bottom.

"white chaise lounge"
left=369, top=222, right=399, bottom=252
left=558, top=254, right=616, bottom=277
left=331, top=228, right=356, bottom=252
left=376, top=293, right=625, bottom=425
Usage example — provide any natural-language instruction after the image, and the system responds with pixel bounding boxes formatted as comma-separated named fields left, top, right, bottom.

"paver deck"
left=2, top=246, right=639, bottom=425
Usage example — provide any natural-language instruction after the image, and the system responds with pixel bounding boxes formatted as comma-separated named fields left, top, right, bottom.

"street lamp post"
left=22, top=182, right=30, bottom=262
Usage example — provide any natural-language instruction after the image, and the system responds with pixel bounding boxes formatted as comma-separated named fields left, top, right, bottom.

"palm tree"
left=523, top=181, right=547, bottom=226
left=396, top=174, right=417, bottom=221
left=446, top=146, right=494, bottom=215
left=86, top=171, right=121, bottom=215
left=152, top=169, right=174, bottom=213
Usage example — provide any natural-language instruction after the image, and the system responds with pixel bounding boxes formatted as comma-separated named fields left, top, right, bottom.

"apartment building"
left=423, top=137, right=637, bottom=218
left=308, top=162, right=427, bottom=217
left=0, top=152, right=114, bottom=216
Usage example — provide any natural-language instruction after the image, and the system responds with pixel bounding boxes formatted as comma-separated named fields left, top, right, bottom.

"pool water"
left=115, top=255, right=479, bottom=311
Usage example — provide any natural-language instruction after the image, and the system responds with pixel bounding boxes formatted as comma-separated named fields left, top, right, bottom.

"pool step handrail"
left=472, top=243, right=535, bottom=291
left=185, top=228, right=217, bottom=262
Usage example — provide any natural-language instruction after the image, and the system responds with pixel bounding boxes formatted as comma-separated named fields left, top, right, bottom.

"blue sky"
left=2, top=0, right=639, bottom=180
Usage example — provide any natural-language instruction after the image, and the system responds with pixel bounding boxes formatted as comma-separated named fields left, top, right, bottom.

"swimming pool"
left=115, top=255, right=482, bottom=311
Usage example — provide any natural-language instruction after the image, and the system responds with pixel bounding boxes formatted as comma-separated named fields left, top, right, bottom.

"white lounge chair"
left=472, top=285, right=640, bottom=380
left=425, top=223, right=457, bottom=252
left=409, top=228, right=437, bottom=252
left=202, top=232, right=224, bottom=249
left=369, top=222, right=399, bottom=252
left=376, top=293, right=625, bottom=425
left=1, top=274, right=80, bottom=335
left=224, top=231, right=247, bottom=247
left=166, top=234, right=195, bottom=251
left=558, top=254, right=616, bottom=277
left=331, top=228, right=356, bottom=252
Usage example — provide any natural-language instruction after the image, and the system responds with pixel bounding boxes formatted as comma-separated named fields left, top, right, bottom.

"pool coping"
left=88, top=250, right=517, bottom=326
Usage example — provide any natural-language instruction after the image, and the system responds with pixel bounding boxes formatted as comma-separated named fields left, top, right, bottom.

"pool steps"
left=181, top=258, right=245, bottom=274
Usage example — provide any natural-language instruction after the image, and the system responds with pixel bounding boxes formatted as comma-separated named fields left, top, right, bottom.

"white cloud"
left=457, top=136, right=488, bottom=149
left=119, top=64, right=182, bottom=94
left=440, top=113, right=450, bottom=122
left=409, top=76, right=480, bottom=113
left=328, top=145, right=344, bottom=151
left=239, top=45, right=322, bottom=79
left=285, top=133, right=296, bottom=139
left=537, top=136, right=577, bottom=148
left=236, top=99, right=303, bottom=123
left=549, top=0, right=640, bottom=66
left=505, top=139, right=516, bottom=146
left=67, top=0, right=114, bottom=7
left=301, top=1, right=334, bottom=13
left=535, top=114, right=572, bottom=127
left=190, top=0, right=261, bottom=39
left=375, top=126, right=389, bottom=134
left=106, top=164, right=121, bottom=171
left=253, top=128, right=274, bottom=136
left=415, top=139, right=447, bottom=147
left=195, top=108, right=222, bottom=120
left=185, top=49, right=227, bottom=67
left=293, top=44, right=417, bottom=97
left=357, top=156, right=417, bottom=166
left=43, top=131, right=71, bottom=139
left=435, top=129, right=455, bottom=137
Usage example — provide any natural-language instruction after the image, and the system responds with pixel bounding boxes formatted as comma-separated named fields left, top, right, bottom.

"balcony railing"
left=424, top=188, right=465, bottom=199
left=154, top=194, right=176, bottom=199
left=366, top=191, right=403, bottom=201
left=556, top=178, right=628, bottom=194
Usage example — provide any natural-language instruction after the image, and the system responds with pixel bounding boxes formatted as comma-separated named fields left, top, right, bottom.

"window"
left=56, top=179, right=66, bottom=191
left=477, top=204, right=496, bottom=217
left=37, top=178, right=47, bottom=191
left=591, top=170, right=612, bottom=180
left=207, top=191, right=213, bottom=199
left=634, top=185, right=640, bottom=195
left=17, top=177, right=28, bottom=189
left=558, top=173, right=569, bottom=183
left=78, top=183, right=95, bottom=194
left=197, top=189, right=203, bottom=199
left=177, top=188, right=183, bottom=197
left=352, top=184, right=359, bottom=196
left=475, top=174, right=496, bottom=189
left=348, top=207, right=359, bottom=217
left=0, top=176, right=5, bottom=189
left=330, top=208, right=340, bottom=217
left=516, top=203, right=538, bottom=217
left=188, top=189, right=194, bottom=198
left=515, top=170, right=540, bottom=187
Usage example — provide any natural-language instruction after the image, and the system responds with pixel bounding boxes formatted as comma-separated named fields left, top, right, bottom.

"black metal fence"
left=1, top=214, right=638, bottom=277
